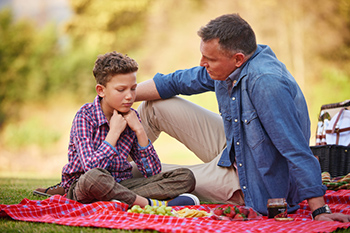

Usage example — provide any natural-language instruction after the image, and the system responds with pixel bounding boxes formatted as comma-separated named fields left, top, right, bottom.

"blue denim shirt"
left=153, top=44, right=327, bottom=214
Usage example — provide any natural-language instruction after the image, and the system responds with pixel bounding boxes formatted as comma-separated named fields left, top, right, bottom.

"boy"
left=34, top=51, right=198, bottom=207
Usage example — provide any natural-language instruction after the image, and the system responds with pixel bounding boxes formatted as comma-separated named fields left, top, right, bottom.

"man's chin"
left=209, top=75, right=224, bottom=81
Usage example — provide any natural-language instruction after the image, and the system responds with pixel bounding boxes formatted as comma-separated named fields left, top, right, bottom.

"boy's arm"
left=105, top=110, right=127, bottom=146
left=123, top=110, right=148, bottom=146
left=124, top=110, right=161, bottom=177
left=72, top=111, right=126, bottom=171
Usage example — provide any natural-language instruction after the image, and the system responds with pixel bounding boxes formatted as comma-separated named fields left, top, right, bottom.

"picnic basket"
left=310, top=99, right=350, bottom=177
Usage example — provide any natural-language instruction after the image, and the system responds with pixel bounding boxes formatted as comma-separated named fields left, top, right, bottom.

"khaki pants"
left=136, top=97, right=244, bottom=205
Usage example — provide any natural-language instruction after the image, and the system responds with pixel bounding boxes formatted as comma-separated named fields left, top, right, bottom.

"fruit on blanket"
left=213, top=207, right=223, bottom=216
left=223, top=206, right=235, bottom=218
left=247, top=208, right=258, bottom=219
left=128, top=205, right=175, bottom=216
left=238, top=207, right=249, bottom=217
left=233, top=213, right=245, bottom=220
left=212, top=206, right=261, bottom=221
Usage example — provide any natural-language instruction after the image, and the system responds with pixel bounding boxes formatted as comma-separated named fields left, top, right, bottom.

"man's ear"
left=96, top=84, right=105, bottom=97
left=234, top=53, right=246, bottom=67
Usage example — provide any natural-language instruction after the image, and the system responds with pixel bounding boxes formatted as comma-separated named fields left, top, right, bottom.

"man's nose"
left=200, top=57, right=207, bottom=67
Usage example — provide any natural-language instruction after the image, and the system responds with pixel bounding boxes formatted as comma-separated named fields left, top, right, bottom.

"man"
left=134, top=14, right=350, bottom=221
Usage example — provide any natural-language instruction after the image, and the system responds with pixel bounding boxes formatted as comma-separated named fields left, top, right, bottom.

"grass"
left=0, top=177, right=349, bottom=233
left=0, top=177, right=157, bottom=233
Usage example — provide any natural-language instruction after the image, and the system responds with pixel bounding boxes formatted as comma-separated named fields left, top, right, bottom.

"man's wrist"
left=311, top=205, right=332, bottom=220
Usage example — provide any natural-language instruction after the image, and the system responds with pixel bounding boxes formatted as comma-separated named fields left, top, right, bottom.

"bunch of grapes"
left=127, top=205, right=175, bottom=216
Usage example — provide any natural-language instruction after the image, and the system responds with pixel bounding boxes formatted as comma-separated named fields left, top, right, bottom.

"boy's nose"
left=125, top=91, right=133, bottom=99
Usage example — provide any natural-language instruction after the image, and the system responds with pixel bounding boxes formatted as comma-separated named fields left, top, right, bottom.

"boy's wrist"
left=135, top=130, right=149, bottom=147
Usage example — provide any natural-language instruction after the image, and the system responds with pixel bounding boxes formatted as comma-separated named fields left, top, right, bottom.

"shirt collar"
left=93, top=95, right=108, bottom=126
left=225, top=66, right=243, bottom=90
left=225, top=45, right=262, bottom=89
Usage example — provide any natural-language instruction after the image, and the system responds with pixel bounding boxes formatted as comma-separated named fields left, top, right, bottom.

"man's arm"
left=135, top=79, right=161, bottom=102
left=308, top=196, right=350, bottom=222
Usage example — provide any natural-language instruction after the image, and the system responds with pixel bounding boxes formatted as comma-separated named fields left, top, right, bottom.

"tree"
left=0, top=9, right=60, bottom=127
left=65, top=0, right=152, bottom=53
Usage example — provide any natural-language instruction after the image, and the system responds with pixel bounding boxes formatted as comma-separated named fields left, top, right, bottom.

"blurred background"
left=0, top=0, right=349, bottom=178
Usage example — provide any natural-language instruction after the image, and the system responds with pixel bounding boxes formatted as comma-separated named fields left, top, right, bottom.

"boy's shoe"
left=33, top=183, right=65, bottom=197
left=167, top=193, right=200, bottom=206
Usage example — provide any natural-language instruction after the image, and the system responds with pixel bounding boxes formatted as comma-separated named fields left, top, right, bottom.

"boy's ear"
left=96, top=84, right=105, bottom=97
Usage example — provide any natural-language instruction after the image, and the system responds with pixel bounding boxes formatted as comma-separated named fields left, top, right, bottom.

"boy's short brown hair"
left=93, top=51, right=138, bottom=86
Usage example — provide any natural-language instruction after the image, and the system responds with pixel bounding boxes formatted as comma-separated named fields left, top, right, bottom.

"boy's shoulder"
left=73, top=97, right=103, bottom=124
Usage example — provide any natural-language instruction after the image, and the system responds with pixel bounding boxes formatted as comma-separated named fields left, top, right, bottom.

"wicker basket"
left=311, top=145, right=350, bottom=177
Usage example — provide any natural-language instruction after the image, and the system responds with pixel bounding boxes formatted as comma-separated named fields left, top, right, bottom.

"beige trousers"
left=135, top=96, right=244, bottom=205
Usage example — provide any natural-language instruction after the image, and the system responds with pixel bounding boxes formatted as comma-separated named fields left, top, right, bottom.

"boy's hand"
left=110, top=110, right=127, bottom=133
left=123, top=110, right=148, bottom=147
left=123, top=110, right=143, bottom=132
left=105, top=110, right=127, bottom=145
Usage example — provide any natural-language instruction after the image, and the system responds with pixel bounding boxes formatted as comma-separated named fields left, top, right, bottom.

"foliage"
left=65, top=0, right=153, bottom=53
left=0, top=9, right=96, bottom=130
left=0, top=0, right=350, bottom=169
left=0, top=9, right=59, bottom=127
left=2, top=115, right=61, bottom=148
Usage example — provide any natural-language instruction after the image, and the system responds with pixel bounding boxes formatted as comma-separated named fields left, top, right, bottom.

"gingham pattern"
left=1, top=190, right=350, bottom=232
left=61, top=95, right=161, bottom=191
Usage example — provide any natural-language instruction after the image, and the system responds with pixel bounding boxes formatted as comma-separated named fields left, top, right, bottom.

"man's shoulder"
left=244, top=45, right=285, bottom=78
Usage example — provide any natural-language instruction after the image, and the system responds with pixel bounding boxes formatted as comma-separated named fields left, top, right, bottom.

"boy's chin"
left=117, top=108, right=131, bottom=114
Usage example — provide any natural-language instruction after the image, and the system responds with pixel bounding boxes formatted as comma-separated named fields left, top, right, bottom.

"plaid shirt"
left=61, top=96, right=161, bottom=191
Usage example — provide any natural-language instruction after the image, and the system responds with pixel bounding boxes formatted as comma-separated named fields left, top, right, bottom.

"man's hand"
left=315, top=213, right=350, bottom=222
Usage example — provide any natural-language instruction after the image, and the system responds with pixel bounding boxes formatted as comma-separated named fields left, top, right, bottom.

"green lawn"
left=0, top=177, right=156, bottom=233
left=0, top=177, right=349, bottom=233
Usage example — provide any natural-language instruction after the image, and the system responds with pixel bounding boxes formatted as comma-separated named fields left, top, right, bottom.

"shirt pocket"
left=219, top=107, right=233, bottom=139
left=242, top=111, right=265, bottom=149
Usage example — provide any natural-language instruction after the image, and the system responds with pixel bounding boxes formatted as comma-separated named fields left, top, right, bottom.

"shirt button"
left=234, top=119, right=238, bottom=122
left=243, top=186, right=246, bottom=189
left=232, top=97, right=236, bottom=101
left=239, top=163, right=243, bottom=167
left=244, top=119, right=247, bottom=123
left=236, top=142, right=240, bottom=145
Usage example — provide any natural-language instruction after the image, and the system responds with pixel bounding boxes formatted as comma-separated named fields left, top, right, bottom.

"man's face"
left=199, top=38, right=237, bottom=81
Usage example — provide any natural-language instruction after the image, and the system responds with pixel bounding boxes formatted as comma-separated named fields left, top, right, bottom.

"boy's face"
left=97, top=72, right=137, bottom=114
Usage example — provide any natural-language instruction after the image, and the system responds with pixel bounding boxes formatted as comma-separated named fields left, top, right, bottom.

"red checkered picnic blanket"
left=1, top=190, right=350, bottom=232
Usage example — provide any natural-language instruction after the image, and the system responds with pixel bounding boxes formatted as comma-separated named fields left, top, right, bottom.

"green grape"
left=157, top=208, right=166, bottom=215
left=128, top=205, right=175, bottom=216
